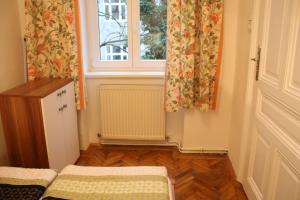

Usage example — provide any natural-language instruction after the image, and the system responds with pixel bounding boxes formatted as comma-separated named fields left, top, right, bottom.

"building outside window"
left=94, top=0, right=167, bottom=70
left=98, top=0, right=128, bottom=61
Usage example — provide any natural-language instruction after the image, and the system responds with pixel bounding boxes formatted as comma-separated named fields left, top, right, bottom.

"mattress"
left=0, top=167, right=57, bottom=200
left=42, top=165, right=174, bottom=200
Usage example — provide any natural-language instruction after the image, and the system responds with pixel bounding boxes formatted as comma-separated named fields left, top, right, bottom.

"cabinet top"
left=0, top=78, right=73, bottom=98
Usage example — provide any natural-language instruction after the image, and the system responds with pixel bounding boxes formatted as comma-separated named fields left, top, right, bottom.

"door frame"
left=235, top=0, right=263, bottom=182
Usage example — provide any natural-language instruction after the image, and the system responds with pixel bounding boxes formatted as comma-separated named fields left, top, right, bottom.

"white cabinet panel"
left=264, top=0, right=284, bottom=81
left=260, top=95, right=300, bottom=144
left=41, top=90, right=67, bottom=171
left=269, top=152, right=300, bottom=200
left=61, top=82, right=80, bottom=165
left=41, top=82, right=79, bottom=171
left=262, top=0, right=293, bottom=86
left=252, top=135, right=271, bottom=194
left=247, top=128, right=272, bottom=200
left=290, top=19, right=300, bottom=93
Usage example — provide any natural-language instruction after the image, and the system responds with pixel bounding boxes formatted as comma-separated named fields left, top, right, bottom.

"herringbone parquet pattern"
left=76, top=145, right=248, bottom=200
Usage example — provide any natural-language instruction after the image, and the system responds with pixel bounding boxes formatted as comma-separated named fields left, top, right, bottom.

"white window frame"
left=86, top=0, right=166, bottom=72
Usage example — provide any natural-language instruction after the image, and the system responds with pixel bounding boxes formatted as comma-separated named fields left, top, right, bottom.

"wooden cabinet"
left=0, top=78, right=80, bottom=171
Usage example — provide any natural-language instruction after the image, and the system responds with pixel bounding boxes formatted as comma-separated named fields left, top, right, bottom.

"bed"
left=0, top=165, right=174, bottom=200
left=42, top=165, right=174, bottom=200
left=0, top=167, right=57, bottom=200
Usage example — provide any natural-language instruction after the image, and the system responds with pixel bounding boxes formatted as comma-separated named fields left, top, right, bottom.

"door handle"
left=251, top=47, right=261, bottom=81
left=58, top=104, right=67, bottom=112
left=57, top=90, right=67, bottom=97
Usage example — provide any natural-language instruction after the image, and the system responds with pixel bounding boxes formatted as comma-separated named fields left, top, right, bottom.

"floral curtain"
left=25, top=0, right=85, bottom=110
left=165, top=0, right=224, bottom=112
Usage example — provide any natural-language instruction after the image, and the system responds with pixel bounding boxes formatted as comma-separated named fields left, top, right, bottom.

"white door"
left=244, top=0, right=300, bottom=199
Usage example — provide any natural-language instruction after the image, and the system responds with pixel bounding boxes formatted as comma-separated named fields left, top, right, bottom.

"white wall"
left=80, top=0, right=247, bottom=152
left=15, top=0, right=252, bottom=154
left=180, top=0, right=240, bottom=150
left=0, top=1, right=25, bottom=165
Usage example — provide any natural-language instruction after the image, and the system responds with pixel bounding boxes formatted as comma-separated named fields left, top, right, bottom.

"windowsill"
left=85, top=71, right=165, bottom=79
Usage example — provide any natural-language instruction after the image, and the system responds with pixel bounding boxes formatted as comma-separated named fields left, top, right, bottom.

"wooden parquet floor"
left=76, top=145, right=248, bottom=200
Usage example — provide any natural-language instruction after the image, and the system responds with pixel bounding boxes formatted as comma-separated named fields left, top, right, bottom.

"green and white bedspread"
left=0, top=167, right=57, bottom=200
left=42, top=165, right=171, bottom=200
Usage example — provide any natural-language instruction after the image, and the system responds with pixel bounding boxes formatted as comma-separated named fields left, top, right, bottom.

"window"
left=139, top=0, right=167, bottom=61
left=98, top=0, right=128, bottom=62
left=88, top=0, right=167, bottom=71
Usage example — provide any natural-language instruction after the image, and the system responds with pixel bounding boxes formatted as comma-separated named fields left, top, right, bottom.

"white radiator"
left=99, top=85, right=166, bottom=141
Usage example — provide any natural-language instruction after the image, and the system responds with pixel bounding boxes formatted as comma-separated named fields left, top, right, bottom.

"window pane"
left=98, top=0, right=128, bottom=61
left=106, top=45, right=111, bottom=53
left=113, top=46, right=121, bottom=53
left=111, top=5, right=119, bottom=20
left=140, top=0, right=167, bottom=60
left=113, top=55, right=121, bottom=60
left=105, top=5, right=110, bottom=20
left=121, top=5, right=126, bottom=20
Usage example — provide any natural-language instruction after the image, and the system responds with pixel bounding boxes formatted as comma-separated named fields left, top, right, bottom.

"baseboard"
left=179, top=147, right=228, bottom=154
left=95, top=140, right=228, bottom=154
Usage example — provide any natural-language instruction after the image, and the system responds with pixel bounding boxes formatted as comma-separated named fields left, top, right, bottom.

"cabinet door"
left=61, top=82, right=80, bottom=165
left=41, top=89, right=67, bottom=171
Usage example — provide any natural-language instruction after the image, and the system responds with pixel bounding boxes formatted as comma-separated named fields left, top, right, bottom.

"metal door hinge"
left=251, top=47, right=261, bottom=81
